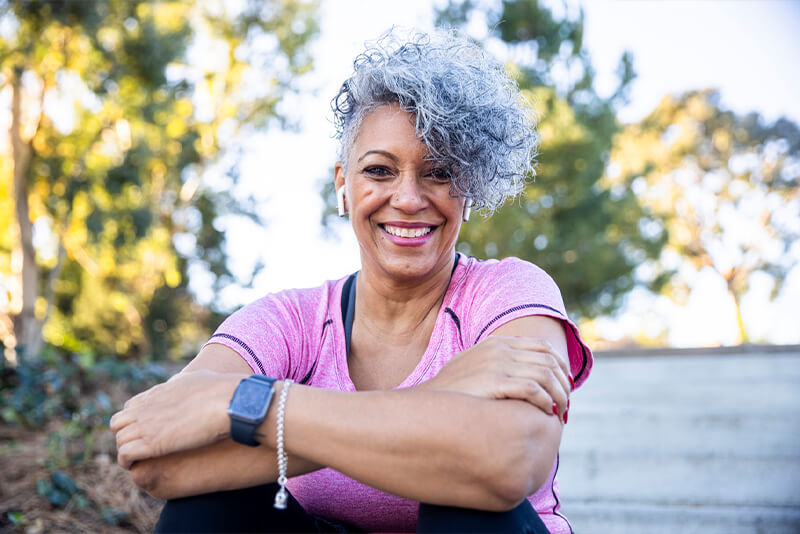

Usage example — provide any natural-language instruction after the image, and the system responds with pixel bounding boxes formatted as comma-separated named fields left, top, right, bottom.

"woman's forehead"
left=350, top=105, right=429, bottom=161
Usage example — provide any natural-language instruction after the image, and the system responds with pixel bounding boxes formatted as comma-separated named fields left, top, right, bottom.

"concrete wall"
left=557, top=351, right=800, bottom=533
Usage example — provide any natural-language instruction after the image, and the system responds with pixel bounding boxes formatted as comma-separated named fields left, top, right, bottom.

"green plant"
left=36, top=471, right=81, bottom=508
left=1, top=346, right=166, bottom=431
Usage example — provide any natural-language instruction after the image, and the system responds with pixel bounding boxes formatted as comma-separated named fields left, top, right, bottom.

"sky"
left=581, top=0, right=800, bottom=124
left=206, top=0, right=800, bottom=347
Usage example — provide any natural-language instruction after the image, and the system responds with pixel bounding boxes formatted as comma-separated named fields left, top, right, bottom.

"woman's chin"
left=365, top=246, right=453, bottom=282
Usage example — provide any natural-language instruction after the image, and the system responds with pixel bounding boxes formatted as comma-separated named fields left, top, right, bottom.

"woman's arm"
left=123, top=344, right=323, bottom=500
left=128, top=438, right=321, bottom=500
left=113, top=316, right=569, bottom=510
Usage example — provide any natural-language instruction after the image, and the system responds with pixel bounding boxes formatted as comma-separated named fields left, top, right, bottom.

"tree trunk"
left=10, top=66, right=42, bottom=359
left=727, top=284, right=748, bottom=345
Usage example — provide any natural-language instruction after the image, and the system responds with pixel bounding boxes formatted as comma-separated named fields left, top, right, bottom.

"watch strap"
left=230, top=375, right=276, bottom=447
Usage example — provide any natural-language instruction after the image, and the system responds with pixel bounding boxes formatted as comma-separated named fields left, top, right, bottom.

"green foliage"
left=6, top=511, right=25, bottom=527
left=1, top=0, right=318, bottom=360
left=36, top=471, right=80, bottom=508
left=0, top=347, right=165, bottom=431
left=319, top=173, right=339, bottom=232
left=35, top=470, right=117, bottom=520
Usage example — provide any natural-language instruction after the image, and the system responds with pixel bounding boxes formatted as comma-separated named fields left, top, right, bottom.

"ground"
left=0, top=424, right=161, bottom=533
left=0, top=365, right=165, bottom=534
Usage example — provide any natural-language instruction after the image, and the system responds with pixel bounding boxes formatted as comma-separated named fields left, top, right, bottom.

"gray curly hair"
left=331, top=28, right=538, bottom=212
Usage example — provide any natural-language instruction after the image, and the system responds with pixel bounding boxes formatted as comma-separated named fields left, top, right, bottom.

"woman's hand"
left=418, top=336, right=572, bottom=421
left=110, top=370, right=243, bottom=469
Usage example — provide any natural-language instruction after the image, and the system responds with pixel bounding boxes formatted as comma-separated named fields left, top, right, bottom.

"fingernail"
left=569, top=375, right=575, bottom=391
left=563, top=409, right=569, bottom=424
left=552, top=403, right=558, bottom=416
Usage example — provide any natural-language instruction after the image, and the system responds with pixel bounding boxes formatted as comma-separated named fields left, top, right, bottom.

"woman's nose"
left=390, top=175, right=427, bottom=213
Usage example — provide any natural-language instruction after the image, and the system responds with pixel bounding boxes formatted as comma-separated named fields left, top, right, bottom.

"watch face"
left=230, top=379, right=273, bottom=421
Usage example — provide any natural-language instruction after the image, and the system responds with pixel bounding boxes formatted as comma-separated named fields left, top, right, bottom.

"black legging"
left=154, top=482, right=550, bottom=533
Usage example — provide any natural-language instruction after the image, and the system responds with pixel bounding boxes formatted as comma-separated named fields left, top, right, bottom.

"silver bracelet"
left=273, top=379, right=293, bottom=510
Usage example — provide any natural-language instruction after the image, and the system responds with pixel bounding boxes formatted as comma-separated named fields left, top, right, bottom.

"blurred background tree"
left=436, top=0, right=669, bottom=320
left=605, top=90, right=800, bottom=343
left=0, top=0, right=318, bottom=363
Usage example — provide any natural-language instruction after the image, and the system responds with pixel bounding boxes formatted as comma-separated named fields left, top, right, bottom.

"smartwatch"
left=228, top=375, right=277, bottom=446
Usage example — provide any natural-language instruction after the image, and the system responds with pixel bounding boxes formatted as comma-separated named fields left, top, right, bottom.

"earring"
left=462, top=199, right=472, bottom=222
left=336, top=186, right=347, bottom=217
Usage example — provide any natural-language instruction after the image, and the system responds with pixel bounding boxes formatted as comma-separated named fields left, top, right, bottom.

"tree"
left=434, top=0, right=668, bottom=320
left=0, top=0, right=317, bottom=361
left=606, top=90, right=800, bottom=342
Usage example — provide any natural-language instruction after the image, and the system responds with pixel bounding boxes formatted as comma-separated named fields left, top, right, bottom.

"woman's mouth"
left=381, top=224, right=433, bottom=238
left=379, top=223, right=437, bottom=246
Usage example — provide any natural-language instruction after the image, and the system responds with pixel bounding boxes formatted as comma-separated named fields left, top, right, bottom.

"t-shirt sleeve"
left=463, top=257, right=593, bottom=389
left=202, top=290, right=313, bottom=380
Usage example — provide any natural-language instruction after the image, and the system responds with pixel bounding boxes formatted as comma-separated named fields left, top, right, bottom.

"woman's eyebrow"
left=357, top=150, right=397, bottom=163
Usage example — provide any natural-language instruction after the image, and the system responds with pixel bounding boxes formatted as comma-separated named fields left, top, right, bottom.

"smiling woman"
left=110, top=28, right=593, bottom=534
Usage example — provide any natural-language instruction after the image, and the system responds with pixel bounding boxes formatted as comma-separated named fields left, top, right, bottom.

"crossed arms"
left=110, top=315, right=572, bottom=511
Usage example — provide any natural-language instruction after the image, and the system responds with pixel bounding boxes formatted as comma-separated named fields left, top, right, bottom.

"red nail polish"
left=564, top=409, right=569, bottom=424
left=567, top=398, right=570, bottom=410
left=552, top=403, right=558, bottom=416
left=569, top=375, right=575, bottom=391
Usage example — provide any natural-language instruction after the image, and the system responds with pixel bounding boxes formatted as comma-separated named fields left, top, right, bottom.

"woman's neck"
left=355, top=252, right=456, bottom=338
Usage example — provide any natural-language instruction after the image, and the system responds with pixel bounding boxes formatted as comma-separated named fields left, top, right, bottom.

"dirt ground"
left=0, top=378, right=169, bottom=534
left=0, top=423, right=162, bottom=533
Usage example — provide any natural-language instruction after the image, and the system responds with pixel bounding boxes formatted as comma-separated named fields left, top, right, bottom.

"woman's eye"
left=363, top=166, right=391, bottom=178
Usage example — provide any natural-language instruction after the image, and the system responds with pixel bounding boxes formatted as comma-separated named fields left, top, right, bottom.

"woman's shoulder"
left=459, top=254, right=557, bottom=288
left=453, top=254, right=567, bottom=319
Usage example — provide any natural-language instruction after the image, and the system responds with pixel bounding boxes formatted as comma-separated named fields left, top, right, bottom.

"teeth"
left=384, top=225, right=432, bottom=238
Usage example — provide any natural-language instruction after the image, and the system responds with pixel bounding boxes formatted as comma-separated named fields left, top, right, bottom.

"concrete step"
left=556, top=352, right=800, bottom=533
left=563, top=501, right=800, bottom=534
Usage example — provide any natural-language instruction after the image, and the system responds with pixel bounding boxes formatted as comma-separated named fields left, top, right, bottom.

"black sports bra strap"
left=342, top=272, right=357, bottom=357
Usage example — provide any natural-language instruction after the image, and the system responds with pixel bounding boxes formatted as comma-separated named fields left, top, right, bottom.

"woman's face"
left=335, top=104, right=466, bottom=283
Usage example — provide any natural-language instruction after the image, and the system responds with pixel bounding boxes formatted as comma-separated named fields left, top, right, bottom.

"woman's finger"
left=496, top=378, right=556, bottom=417
left=509, top=350, right=572, bottom=401
left=114, top=421, right=142, bottom=451
left=109, top=409, right=134, bottom=433
left=501, top=336, right=571, bottom=380
left=503, top=360, right=569, bottom=418
left=117, top=438, right=153, bottom=470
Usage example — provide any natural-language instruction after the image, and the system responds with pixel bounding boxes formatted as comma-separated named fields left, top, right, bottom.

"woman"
left=111, top=29, right=592, bottom=533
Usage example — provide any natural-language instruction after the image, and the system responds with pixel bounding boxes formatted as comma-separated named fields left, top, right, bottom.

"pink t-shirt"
left=206, top=255, right=592, bottom=533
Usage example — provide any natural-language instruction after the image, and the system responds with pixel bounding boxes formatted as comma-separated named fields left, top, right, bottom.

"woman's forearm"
left=115, top=355, right=563, bottom=509
left=258, top=384, right=562, bottom=510
left=131, top=438, right=323, bottom=500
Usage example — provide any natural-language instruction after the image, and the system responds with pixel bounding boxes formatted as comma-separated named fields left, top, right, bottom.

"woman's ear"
left=334, top=162, right=345, bottom=190
left=334, top=162, right=347, bottom=217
